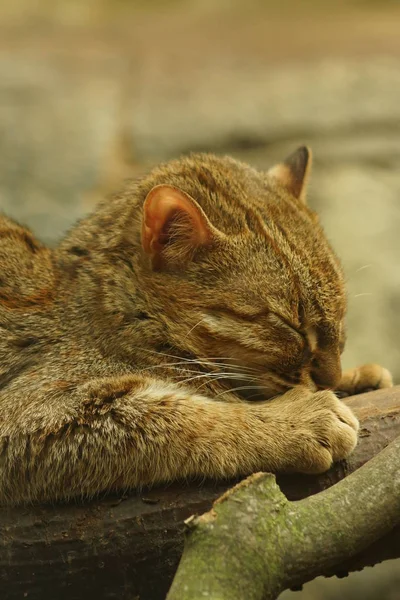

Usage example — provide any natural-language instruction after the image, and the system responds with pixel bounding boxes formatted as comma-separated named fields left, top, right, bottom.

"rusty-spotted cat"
left=0, top=147, right=391, bottom=504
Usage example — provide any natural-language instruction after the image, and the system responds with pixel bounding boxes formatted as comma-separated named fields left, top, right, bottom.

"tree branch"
left=1, top=387, right=400, bottom=600
left=167, top=390, right=400, bottom=600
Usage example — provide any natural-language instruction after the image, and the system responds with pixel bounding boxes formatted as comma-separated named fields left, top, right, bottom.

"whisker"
left=182, top=356, right=259, bottom=374
left=139, top=360, right=258, bottom=381
left=183, top=317, right=208, bottom=340
left=193, top=373, right=258, bottom=394
left=138, top=362, right=200, bottom=375
left=353, top=293, right=373, bottom=298
left=196, top=361, right=258, bottom=375
left=179, top=371, right=255, bottom=387
left=242, top=391, right=267, bottom=400
left=355, top=264, right=372, bottom=273
left=216, top=385, right=266, bottom=398
left=133, top=346, right=259, bottom=374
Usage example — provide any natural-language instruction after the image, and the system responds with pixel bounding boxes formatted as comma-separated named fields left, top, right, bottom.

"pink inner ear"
left=142, top=185, right=213, bottom=257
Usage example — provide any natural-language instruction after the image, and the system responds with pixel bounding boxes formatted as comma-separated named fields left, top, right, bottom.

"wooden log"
left=1, top=387, right=399, bottom=600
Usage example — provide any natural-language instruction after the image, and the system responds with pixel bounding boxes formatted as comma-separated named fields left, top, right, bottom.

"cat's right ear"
left=268, top=146, right=312, bottom=203
left=141, top=185, right=223, bottom=269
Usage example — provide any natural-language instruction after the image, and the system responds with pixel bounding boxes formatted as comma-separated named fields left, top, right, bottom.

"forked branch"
left=167, top=389, right=400, bottom=600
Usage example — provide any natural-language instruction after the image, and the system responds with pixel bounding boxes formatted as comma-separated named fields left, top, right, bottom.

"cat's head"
left=137, top=148, right=346, bottom=400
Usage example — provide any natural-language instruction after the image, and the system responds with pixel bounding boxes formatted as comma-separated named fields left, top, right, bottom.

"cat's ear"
left=142, top=184, right=222, bottom=268
left=267, top=146, right=312, bottom=203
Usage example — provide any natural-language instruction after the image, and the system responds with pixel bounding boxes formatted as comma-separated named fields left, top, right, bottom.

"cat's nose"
left=311, top=354, right=342, bottom=390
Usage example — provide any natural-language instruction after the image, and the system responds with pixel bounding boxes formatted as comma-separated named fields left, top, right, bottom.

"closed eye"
left=267, top=312, right=303, bottom=339
left=207, top=308, right=305, bottom=350
left=208, top=306, right=267, bottom=322
left=209, top=307, right=302, bottom=332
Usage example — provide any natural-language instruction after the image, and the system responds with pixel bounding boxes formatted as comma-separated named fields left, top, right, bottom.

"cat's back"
left=0, top=215, right=58, bottom=385
left=0, top=215, right=56, bottom=309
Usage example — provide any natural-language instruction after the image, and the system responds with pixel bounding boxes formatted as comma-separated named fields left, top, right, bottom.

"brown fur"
left=0, top=148, right=391, bottom=504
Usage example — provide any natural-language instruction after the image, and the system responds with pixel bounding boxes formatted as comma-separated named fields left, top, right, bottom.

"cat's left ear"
left=267, top=146, right=312, bottom=203
left=142, top=184, right=223, bottom=269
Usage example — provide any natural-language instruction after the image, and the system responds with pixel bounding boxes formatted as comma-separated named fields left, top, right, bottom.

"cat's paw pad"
left=285, top=389, right=359, bottom=474
left=337, top=364, right=393, bottom=397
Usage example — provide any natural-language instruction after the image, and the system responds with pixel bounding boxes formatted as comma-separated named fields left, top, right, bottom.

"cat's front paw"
left=336, top=364, right=393, bottom=397
left=279, top=388, right=359, bottom=474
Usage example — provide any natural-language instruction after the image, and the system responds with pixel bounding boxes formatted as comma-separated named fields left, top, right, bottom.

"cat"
left=0, top=146, right=392, bottom=504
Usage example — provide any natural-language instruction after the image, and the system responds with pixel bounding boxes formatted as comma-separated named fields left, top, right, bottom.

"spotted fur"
left=0, top=149, right=391, bottom=504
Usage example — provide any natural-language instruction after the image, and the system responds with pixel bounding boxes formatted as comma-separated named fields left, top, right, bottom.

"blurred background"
left=1, top=0, right=399, bottom=598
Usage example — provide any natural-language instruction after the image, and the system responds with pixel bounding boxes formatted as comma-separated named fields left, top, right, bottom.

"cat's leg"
left=336, top=364, right=393, bottom=397
left=0, top=375, right=358, bottom=505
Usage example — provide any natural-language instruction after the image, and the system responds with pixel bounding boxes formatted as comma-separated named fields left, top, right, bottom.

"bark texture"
left=167, top=435, right=400, bottom=600
left=0, top=387, right=400, bottom=600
